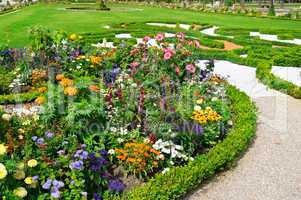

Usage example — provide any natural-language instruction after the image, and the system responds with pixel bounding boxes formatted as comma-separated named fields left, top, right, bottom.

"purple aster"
left=108, top=179, right=125, bottom=193
left=45, top=131, right=54, bottom=138
left=32, top=175, right=39, bottom=181
left=36, top=138, right=45, bottom=145
left=42, top=179, right=52, bottom=190
left=81, top=144, right=87, bottom=148
left=31, top=136, right=38, bottom=142
left=69, top=160, right=84, bottom=170
left=51, top=188, right=60, bottom=199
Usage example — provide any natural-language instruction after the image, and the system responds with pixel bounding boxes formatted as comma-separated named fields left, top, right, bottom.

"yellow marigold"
left=24, top=177, right=33, bottom=185
left=27, top=159, right=38, bottom=168
left=90, top=56, right=102, bottom=65
left=14, top=170, right=25, bottom=180
left=0, top=144, right=7, bottom=156
left=56, top=74, right=65, bottom=81
left=60, top=78, right=74, bottom=87
left=64, top=87, right=78, bottom=96
left=69, top=34, right=77, bottom=41
left=13, top=187, right=27, bottom=198
left=0, top=163, right=7, bottom=179
left=34, top=96, right=46, bottom=105
left=37, top=87, right=47, bottom=93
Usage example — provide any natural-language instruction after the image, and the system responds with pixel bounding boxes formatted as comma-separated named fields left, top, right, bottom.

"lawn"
left=1, top=2, right=301, bottom=47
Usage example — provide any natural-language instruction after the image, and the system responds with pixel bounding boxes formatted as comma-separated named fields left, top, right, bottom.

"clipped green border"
left=256, top=62, right=301, bottom=99
left=0, top=91, right=39, bottom=104
left=105, top=84, right=257, bottom=200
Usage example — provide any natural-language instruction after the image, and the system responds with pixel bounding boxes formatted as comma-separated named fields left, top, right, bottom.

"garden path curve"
left=188, top=61, right=301, bottom=200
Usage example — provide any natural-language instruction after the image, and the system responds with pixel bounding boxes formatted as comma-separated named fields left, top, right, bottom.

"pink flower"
left=185, top=64, right=196, bottom=74
left=143, top=36, right=151, bottom=42
left=155, top=33, right=165, bottom=41
left=175, top=67, right=180, bottom=75
left=163, top=48, right=174, bottom=60
left=176, top=32, right=185, bottom=40
left=131, top=62, right=140, bottom=68
left=194, top=40, right=201, bottom=48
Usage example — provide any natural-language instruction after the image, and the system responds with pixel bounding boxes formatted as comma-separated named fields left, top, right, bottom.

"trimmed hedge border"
left=104, top=84, right=257, bottom=200
left=0, top=91, right=39, bottom=104
left=256, top=62, right=301, bottom=99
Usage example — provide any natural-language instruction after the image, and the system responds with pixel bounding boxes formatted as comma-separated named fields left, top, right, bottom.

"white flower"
left=162, top=168, right=170, bottom=174
left=108, top=149, right=115, bottom=155
left=212, top=97, right=218, bottom=101
left=169, top=160, right=174, bottom=165
left=2, top=114, right=12, bottom=121
left=194, top=105, right=202, bottom=111
left=117, top=138, right=124, bottom=144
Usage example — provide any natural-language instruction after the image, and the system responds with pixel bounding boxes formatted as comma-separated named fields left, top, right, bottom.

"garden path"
left=188, top=61, right=301, bottom=200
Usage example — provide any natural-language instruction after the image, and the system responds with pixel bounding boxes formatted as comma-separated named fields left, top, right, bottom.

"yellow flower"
left=69, top=34, right=77, bottom=41
left=14, top=170, right=25, bottom=180
left=1, top=113, right=12, bottom=121
left=34, top=96, right=46, bottom=105
left=64, top=86, right=78, bottom=96
left=90, top=56, right=102, bottom=65
left=60, top=78, right=74, bottom=87
left=0, top=144, right=7, bottom=156
left=24, top=177, right=33, bottom=185
left=13, top=187, right=27, bottom=198
left=37, top=87, right=47, bottom=93
left=56, top=74, right=65, bottom=81
left=27, top=159, right=38, bottom=168
left=196, top=98, right=204, bottom=104
left=0, top=163, right=7, bottom=179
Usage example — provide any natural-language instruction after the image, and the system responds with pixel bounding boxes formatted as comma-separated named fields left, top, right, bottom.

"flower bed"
left=0, top=27, right=256, bottom=199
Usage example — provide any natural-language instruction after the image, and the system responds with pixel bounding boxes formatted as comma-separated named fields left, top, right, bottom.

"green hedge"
left=256, top=62, right=301, bottom=99
left=0, top=91, right=39, bottom=104
left=104, top=84, right=257, bottom=200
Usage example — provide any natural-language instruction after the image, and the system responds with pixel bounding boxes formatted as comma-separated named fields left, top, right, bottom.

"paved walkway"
left=188, top=61, right=301, bottom=200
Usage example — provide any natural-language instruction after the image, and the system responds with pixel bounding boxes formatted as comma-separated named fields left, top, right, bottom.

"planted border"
left=104, top=84, right=257, bottom=200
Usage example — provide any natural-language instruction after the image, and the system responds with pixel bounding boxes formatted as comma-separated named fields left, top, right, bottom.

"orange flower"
left=37, top=87, right=47, bottom=93
left=89, top=85, right=100, bottom=92
left=60, top=78, right=73, bottom=87
left=56, top=74, right=64, bottom=81
left=117, top=155, right=126, bottom=160
left=35, top=96, right=46, bottom=105
left=150, top=148, right=161, bottom=155
left=64, top=87, right=78, bottom=96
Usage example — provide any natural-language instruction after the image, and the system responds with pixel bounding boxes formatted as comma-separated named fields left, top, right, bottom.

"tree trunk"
left=240, top=0, right=245, bottom=10
left=280, top=0, right=284, bottom=8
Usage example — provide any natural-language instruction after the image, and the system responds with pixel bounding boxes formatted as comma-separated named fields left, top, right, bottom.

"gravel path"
left=188, top=61, right=301, bottom=200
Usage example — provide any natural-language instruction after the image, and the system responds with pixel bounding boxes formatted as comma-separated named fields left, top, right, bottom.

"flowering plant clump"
left=0, top=29, right=234, bottom=199
left=115, top=142, right=163, bottom=177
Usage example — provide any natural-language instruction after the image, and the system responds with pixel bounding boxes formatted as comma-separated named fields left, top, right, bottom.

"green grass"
left=1, top=2, right=301, bottom=47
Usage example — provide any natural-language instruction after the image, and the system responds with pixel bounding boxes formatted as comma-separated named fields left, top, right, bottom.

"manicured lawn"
left=1, top=3, right=301, bottom=47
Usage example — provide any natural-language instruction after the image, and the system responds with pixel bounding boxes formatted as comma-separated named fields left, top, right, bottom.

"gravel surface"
left=187, top=61, right=301, bottom=200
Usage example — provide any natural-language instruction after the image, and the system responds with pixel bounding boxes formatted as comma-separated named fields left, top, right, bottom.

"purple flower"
left=193, top=123, right=204, bottom=135
left=52, top=180, right=64, bottom=189
left=108, top=179, right=125, bottom=193
left=42, top=179, right=52, bottom=190
left=32, top=175, right=39, bottom=181
left=57, top=150, right=65, bottom=155
left=89, top=153, right=109, bottom=172
left=37, top=138, right=45, bottom=145
left=31, top=136, right=38, bottom=142
left=93, top=193, right=102, bottom=200
left=70, top=160, right=84, bottom=170
left=51, top=188, right=60, bottom=199
left=45, top=131, right=54, bottom=138
left=81, top=144, right=87, bottom=148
